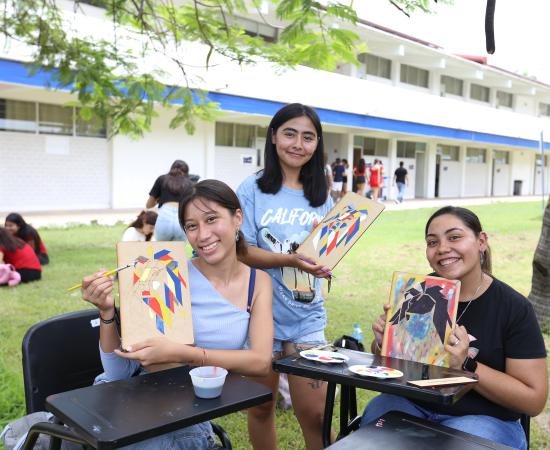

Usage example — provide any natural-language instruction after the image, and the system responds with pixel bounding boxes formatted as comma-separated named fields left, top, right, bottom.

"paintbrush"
left=66, top=260, right=140, bottom=292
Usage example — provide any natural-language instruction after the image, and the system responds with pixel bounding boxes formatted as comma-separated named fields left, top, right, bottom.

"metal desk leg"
left=339, top=385, right=350, bottom=437
left=323, top=382, right=336, bottom=448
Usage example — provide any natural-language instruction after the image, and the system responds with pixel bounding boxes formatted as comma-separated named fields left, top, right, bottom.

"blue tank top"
left=189, top=260, right=253, bottom=350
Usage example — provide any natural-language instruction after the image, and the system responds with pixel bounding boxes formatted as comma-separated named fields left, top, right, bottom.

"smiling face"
left=183, top=197, right=242, bottom=265
left=425, top=213, right=487, bottom=283
left=272, top=115, right=319, bottom=174
left=4, top=220, right=19, bottom=236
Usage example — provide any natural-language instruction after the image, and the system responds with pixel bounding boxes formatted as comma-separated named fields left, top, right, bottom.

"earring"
left=479, top=251, right=485, bottom=266
left=235, top=229, right=240, bottom=242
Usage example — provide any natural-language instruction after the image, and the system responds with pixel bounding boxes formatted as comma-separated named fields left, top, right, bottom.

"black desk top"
left=274, top=349, right=476, bottom=406
left=326, top=411, right=513, bottom=450
left=46, top=366, right=272, bottom=449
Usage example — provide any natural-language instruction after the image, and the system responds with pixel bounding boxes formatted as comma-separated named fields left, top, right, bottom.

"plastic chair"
left=20, top=309, right=232, bottom=449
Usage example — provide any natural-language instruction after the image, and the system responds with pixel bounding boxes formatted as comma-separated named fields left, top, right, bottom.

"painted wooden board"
left=296, top=192, right=385, bottom=270
left=117, top=242, right=193, bottom=349
left=382, top=272, right=461, bottom=367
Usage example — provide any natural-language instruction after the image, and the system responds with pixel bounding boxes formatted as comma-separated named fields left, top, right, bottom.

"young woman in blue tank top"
left=81, top=180, right=273, bottom=449
left=237, top=103, right=334, bottom=450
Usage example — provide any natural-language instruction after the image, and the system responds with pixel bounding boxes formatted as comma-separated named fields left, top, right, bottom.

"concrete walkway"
left=1, top=195, right=547, bottom=228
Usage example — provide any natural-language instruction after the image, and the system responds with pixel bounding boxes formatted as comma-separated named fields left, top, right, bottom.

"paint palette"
left=299, top=350, right=350, bottom=364
left=348, top=365, right=403, bottom=379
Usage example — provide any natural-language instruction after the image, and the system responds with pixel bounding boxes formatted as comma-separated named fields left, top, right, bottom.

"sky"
left=354, top=0, right=550, bottom=84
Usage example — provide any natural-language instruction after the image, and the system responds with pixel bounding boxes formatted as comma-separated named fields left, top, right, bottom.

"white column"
left=346, top=133, right=354, bottom=192
left=486, top=150, right=493, bottom=196
left=459, top=145, right=467, bottom=197
left=203, top=121, right=216, bottom=179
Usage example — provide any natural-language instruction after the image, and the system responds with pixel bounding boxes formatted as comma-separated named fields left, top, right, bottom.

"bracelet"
left=200, top=347, right=208, bottom=366
left=100, top=312, right=116, bottom=324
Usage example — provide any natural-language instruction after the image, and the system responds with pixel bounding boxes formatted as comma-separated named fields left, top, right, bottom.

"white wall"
left=110, top=110, right=212, bottom=208
left=438, top=160, right=462, bottom=198
left=463, top=163, right=488, bottom=196
left=510, top=150, right=535, bottom=195
left=214, top=146, right=260, bottom=191
left=0, top=132, right=110, bottom=211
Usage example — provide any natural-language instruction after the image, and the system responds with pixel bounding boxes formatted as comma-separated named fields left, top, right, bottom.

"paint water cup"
left=189, top=366, right=228, bottom=399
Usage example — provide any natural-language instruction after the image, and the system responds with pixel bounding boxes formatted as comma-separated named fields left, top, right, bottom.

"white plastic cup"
left=189, top=366, right=228, bottom=399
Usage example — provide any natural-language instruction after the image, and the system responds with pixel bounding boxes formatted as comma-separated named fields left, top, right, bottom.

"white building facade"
left=1, top=6, right=550, bottom=212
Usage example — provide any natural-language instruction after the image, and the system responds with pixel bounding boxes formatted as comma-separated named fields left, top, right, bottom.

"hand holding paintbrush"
left=66, top=258, right=145, bottom=292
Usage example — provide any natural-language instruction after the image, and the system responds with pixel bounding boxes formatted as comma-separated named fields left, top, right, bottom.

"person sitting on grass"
left=5, top=212, right=49, bottom=265
left=362, top=206, right=548, bottom=450
left=81, top=179, right=273, bottom=450
left=0, top=227, right=42, bottom=284
left=121, top=210, right=158, bottom=242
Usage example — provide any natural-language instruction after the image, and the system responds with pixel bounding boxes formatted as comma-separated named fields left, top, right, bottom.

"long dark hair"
left=0, top=227, right=24, bottom=252
left=358, top=158, right=365, bottom=173
left=425, top=206, right=492, bottom=274
left=163, top=160, right=191, bottom=196
left=5, top=213, right=41, bottom=253
left=257, top=103, right=328, bottom=207
left=128, top=211, right=158, bottom=241
left=178, top=179, right=247, bottom=256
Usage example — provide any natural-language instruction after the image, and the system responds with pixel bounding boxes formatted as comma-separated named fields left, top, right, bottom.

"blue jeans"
left=155, top=204, right=187, bottom=241
left=119, top=421, right=217, bottom=449
left=396, top=182, right=406, bottom=203
left=272, top=329, right=326, bottom=354
left=361, top=394, right=526, bottom=450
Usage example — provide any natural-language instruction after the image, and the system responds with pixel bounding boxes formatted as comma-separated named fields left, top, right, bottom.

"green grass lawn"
left=1, top=202, right=549, bottom=449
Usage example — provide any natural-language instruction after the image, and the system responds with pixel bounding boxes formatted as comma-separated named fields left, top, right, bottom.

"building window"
left=0, top=99, right=37, bottom=133
left=215, top=122, right=259, bottom=147
left=438, top=144, right=459, bottom=161
left=39, top=104, right=73, bottom=135
left=536, top=154, right=548, bottom=167
left=400, top=64, right=429, bottom=88
left=470, top=84, right=490, bottom=103
left=359, top=53, right=392, bottom=79
left=496, top=91, right=513, bottom=108
left=440, top=75, right=463, bottom=96
left=466, top=147, right=486, bottom=163
left=75, top=108, right=107, bottom=138
left=397, top=141, right=426, bottom=158
left=232, top=16, right=277, bottom=42
left=359, top=137, right=389, bottom=156
left=493, top=150, right=509, bottom=164
left=235, top=124, right=255, bottom=147
left=539, top=103, right=550, bottom=117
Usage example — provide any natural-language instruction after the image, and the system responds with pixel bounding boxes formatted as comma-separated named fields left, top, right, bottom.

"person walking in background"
left=121, top=211, right=158, bottom=241
left=331, top=158, right=344, bottom=202
left=146, top=160, right=192, bottom=241
left=353, top=158, right=367, bottom=197
left=341, top=159, right=349, bottom=198
left=4, top=213, right=49, bottom=265
left=393, top=161, right=409, bottom=203
left=369, top=159, right=383, bottom=202
left=0, top=227, right=42, bottom=283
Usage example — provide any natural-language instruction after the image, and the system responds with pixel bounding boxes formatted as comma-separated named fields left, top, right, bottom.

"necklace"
left=456, top=274, right=485, bottom=323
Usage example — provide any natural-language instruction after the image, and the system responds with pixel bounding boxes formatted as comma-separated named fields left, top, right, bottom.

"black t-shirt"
left=149, top=175, right=191, bottom=207
left=333, top=164, right=345, bottom=182
left=394, top=167, right=408, bottom=183
left=417, top=277, right=547, bottom=421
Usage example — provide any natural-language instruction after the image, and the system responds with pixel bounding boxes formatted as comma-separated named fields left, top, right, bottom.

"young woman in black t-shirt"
left=362, top=206, right=548, bottom=450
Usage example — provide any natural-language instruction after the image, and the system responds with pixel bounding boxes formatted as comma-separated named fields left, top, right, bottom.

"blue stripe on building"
left=2, top=58, right=549, bottom=150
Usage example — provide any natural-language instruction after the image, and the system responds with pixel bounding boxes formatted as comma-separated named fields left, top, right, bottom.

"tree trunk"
left=529, top=197, right=550, bottom=332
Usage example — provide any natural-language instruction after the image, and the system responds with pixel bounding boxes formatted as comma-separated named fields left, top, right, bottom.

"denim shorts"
left=154, top=204, right=187, bottom=242
left=273, top=329, right=326, bottom=354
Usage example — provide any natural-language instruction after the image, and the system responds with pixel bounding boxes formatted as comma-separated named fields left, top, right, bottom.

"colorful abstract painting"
left=381, top=272, right=461, bottom=367
left=117, top=242, right=193, bottom=349
left=297, top=192, right=384, bottom=270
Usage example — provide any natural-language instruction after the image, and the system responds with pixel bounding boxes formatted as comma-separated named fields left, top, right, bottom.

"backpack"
left=333, top=335, right=365, bottom=352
